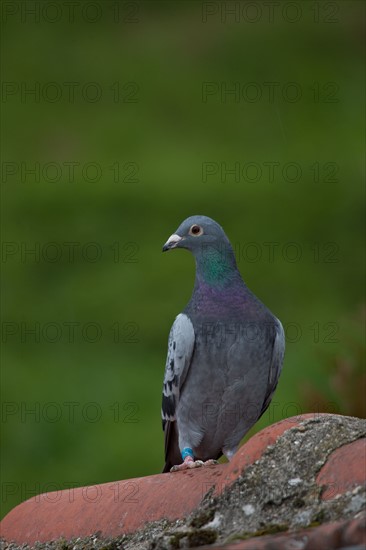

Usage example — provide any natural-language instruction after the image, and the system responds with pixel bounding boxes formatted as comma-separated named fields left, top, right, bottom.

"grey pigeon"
left=161, top=215, right=285, bottom=472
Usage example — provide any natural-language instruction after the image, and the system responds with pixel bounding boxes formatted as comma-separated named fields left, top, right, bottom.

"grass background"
left=1, top=0, right=365, bottom=519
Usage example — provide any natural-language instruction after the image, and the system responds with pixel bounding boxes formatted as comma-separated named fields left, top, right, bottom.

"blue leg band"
left=181, top=447, right=193, bottom=460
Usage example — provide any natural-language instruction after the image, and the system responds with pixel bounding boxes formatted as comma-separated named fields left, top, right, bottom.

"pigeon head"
left=163, top=215, right=239, bottom=286
left=162, top=215, right=231, bottom=253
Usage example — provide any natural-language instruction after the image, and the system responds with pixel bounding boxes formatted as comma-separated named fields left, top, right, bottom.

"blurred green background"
left=1, top=1, right=365, bottom=519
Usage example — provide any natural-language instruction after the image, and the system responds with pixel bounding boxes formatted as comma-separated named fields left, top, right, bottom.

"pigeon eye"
left=189, top=224, right=203, bottom=236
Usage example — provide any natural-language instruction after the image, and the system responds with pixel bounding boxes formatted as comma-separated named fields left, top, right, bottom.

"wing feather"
left=259, top=317, right=285, bottom=417
left=161, top=313, right=195, bottom=429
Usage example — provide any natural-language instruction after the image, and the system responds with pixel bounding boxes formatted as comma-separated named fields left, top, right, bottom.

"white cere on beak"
left=167, top=234, right=182, bottom=246
left=163, top=233, right=183, bottom=251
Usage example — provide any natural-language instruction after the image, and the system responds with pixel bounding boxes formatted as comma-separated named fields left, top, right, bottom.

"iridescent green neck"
left=195, top=245, right=238, bottom=287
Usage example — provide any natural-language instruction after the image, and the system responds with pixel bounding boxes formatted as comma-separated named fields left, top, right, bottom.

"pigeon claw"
left=203, top=459, right=219, bottom=467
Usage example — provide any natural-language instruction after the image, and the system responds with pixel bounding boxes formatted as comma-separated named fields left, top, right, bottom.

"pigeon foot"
left=170, top=457, right=204, bottom=472
left=170, top=457, right=218, bottom=472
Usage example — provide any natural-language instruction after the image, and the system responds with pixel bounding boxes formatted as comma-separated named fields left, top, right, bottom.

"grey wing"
left=259, top=317, right=285, bottom=417
left=161, top=313, right=195, bottom=430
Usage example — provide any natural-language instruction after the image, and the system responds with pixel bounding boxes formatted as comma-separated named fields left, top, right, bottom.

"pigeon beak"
left=162, top=233, right=183, bottom=252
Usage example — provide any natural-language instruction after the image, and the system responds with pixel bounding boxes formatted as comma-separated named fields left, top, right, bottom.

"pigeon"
left=161, top=215, right=285, bottom=472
